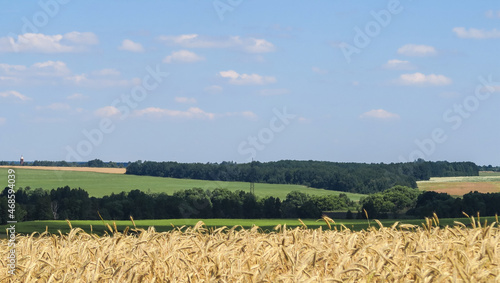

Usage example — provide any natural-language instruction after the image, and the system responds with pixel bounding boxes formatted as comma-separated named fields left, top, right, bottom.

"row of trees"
left=360, top=187, right=500, bottom=219
left=0, top=186, right=355, bottom=224
left=2, top=185, right=498, bottom=223
left=477, top=165, right=500, bottom=172
left=407, top=191, right=500, bottom=218
left=360, top=186, right=420, bottom=218
left=126, top=160, right=478, bottom=194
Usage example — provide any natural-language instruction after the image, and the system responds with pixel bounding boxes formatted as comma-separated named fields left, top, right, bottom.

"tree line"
left=477, top=165, right=500, bottom=172
left=2, top=185, right=498, bottom=224
left=125, top=160, right=478, bottom=194
left=407, top=191, right=500, bottom=219
left=360, top=187, right=500, bottom=219
left=0, top=186, right=355, bottom=224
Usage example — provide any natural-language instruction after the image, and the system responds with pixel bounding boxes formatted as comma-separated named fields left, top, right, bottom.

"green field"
left=0, top=168, right=366, bottom=201
left=1, top=216, right=494, bottom=235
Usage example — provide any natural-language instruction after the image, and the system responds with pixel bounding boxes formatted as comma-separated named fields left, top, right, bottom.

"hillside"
left=0, top=167, right=366, bottom=201
left=126, top=160, right=479, bottom=194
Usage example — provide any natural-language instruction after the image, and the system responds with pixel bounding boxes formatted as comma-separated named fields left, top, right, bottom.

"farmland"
left=1, top=218, right=499, bottom=281
left=2, top=166, right=500, bottom=281
left=0, top=167, right=366, bottom=201
left=417, top=171, right=500, bottom=196
left=0, top=165, right=126, bottom=174
left=3, top=165, right=500, bottom=281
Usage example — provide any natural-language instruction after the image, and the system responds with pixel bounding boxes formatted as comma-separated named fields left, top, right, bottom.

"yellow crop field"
left=1, top=218, right=500, bottom=282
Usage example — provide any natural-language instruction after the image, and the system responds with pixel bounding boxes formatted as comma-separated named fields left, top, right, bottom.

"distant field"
left=417, top=172, right=500, bottom=196
left=0, top=165, right=125, bottom=174
left=0, top=167, right=366, bottom=201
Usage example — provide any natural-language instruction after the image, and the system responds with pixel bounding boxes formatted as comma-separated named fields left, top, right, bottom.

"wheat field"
left=1, top=217, right=500, bottom=282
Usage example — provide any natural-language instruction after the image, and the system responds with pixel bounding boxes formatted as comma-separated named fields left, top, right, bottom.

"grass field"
left=0, top=167, right=366, bottom=201
left=2, top=216, right=496, bottom=235
left=417, top=172, right=500, bottom=196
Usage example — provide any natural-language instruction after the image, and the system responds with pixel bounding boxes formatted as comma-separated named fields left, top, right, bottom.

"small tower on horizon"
left=20, top=155, right=24, bottom=166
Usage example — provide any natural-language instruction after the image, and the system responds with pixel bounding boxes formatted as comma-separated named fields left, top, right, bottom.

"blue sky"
left=0, top=0, right=499, bottom=165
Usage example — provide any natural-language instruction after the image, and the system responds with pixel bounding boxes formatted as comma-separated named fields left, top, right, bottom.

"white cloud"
left=452, top=27, right=500, bottom=39
left=0, top=90, right=31, bottom=101
left=63, top=31, right=99, bottom=45
left=65, top=74, right=88, bottom=84
left=175, top=97, right=197, bottom=104
left=163, top=50, right=204, bottom=63
left=32, top=61, right=71, bottom=76
left=259, top=88, right=289, bottom=96
left=67, top=93, right=88, bottom=100
left=0, top=76, right=21, bottom=84
left=133, top=107, right=256, bottom=120
left=485, top=10, right=500, bottom=18
left=0, top=32, right=98, bottom=53
left=204, top=85, right=223, bottom=93
left=0, top=63, right=26, bottom=74
left=311, top=67, right=328, bottom=74
left=0, top=61, right=70, bottom=78
left=383, top=59, right=415, bottom=70
left=360, top=109, right=400, bottom=120
left=0, top=61, right=136, bottom=88
left=398, top=72, right=452, bottom=86
left=159, top=34, right=198, bottom=45
left=157, top=34, right=275, bottom=53
left=243, top=38, right=275, bottom=53
left=66, top=69, right=139, bottom=88
left=65, top=74, right=136, bottom=88
left=36, top=103, right=71, bottom=111
left=95, top=106, right=121, bottom=118
left=92, top=68, right=121, bottom=76
left=0, top=117, right=5, bottom=125
left=397, top=44, right=437, bottom=56
left=219, top=70, right=276, bottom=85
left=134, top=107, right=216, bottom=120
left=118, top=39, right=144, bottom=52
